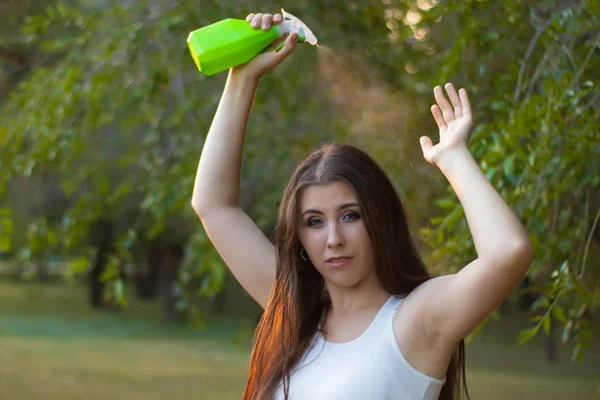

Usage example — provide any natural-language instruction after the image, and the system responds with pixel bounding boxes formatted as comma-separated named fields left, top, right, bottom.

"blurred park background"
left=1, top=0, right=599, bottom=399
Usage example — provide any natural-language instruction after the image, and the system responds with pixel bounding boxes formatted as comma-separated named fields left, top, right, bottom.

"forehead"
left=298, top=181, right=357, bottom=211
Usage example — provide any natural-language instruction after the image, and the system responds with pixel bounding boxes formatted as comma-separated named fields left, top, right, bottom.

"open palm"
left=420, top=83, right=474, bottom=166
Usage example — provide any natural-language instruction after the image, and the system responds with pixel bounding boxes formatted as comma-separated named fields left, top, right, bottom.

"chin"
left=326, top=275, right=365, bottom=289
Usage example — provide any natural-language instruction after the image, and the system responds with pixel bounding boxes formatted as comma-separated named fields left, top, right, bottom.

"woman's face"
left=297, top=181, right=376, bottom=287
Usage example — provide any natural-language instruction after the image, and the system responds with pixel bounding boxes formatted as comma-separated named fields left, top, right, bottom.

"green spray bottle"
left=187, top=9, right=318, bottom=76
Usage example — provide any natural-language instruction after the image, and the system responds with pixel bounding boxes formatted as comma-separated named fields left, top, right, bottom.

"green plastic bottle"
left=187, top=9, right=318, bottom=76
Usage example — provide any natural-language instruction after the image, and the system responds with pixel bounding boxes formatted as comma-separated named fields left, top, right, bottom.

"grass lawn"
left=0, top=279, right=598, bottom=399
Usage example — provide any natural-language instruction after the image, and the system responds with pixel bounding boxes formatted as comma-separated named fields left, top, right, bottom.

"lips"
left=326, top=256, right=352, bottom=263
left=325, top=256, right=353, bottom=268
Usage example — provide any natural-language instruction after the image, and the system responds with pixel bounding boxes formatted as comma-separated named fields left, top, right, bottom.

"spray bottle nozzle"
left=274, top=9, right=316, bottom=52
left=283, top=9, right=317, bottom=45
left=275, top=9, right=317, bottom=46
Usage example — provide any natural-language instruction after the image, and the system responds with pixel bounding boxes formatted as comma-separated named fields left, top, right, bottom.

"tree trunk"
left=544, top=313, right=558, bottom=362
left=135, top=244, right=160, bottom=299
left=211, top=273, right=229, bottom=314
left=37, top=261, right=49, bottom=283
left=517, top=275, right=535, bottom=311
left=89, top=247, right=107, bottom=308
left=88, top=218, right=113, bottom=308
left=159, top=244, right=184, bottom=322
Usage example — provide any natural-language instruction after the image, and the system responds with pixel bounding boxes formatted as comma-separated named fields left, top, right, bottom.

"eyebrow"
left=301, top=202, right=360, bottom=217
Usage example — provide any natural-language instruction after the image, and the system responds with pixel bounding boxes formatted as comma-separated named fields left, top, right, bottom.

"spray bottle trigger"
left=275, top=32, right=306, bottom=52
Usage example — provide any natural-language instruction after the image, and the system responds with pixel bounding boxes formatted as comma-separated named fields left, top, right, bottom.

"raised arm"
left=418, top=83, right=533, bottom=345
left=191, top=13, right=298, bottom=308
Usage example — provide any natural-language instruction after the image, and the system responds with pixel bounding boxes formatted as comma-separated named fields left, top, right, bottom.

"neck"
left=324, top=278, right=390, bottom=317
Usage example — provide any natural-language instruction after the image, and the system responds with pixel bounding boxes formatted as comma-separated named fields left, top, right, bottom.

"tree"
left=391, top=0, right=600, bottom=360
left=1, top=0, right=598, bottom=361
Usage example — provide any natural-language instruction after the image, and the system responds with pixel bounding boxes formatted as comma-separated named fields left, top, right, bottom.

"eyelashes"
left=342, top=212, right=360, bottom=222
left=307, top=212, right=361, bottom=227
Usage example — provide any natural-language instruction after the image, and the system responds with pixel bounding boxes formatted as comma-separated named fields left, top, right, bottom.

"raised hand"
left=232, top=12, right=298, bottom=81
left=420, top=83, right=474, bottom=167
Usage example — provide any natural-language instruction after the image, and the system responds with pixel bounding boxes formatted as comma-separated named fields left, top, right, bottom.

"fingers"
left=434, top=86, right=454, bottom=123
left=246, top=13, right=283, bottom=30
left=274, top=32, right=298, bottom=59
left=419, top=136, right=433, bottom=153
left=240, top=12, right=296, bottom=77
left=432, top=83, right=471, bottom=126
left=250, top=13, right=262, bottom=28
left=261, top=14, right=273, bottom=30
left=459, top=88, right=472, bottom=117
left=430, top=104, right=447, bottom=132
left=444, top=83, right=462, bottom=118
left=419, top=136, right=435, bottom=164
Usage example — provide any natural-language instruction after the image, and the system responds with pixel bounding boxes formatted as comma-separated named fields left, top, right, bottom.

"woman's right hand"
left=231, top=12, right=298, bottom=81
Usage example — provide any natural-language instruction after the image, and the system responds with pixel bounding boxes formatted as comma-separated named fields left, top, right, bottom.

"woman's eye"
left=306, top=213, right=359, bottom=227
left=307, top=218, right=322, bottom=227
left=343, top=212, right=360, bottom=221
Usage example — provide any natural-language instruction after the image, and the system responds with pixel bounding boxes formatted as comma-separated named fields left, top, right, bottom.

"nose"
left=326, top=222, right=345, bottom=249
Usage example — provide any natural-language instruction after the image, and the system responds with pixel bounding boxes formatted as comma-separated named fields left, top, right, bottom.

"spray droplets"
left=315, top=45, right=432, bottom=185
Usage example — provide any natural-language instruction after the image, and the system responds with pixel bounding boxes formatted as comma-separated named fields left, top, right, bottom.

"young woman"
left=191, top=12, right=533, bottom=400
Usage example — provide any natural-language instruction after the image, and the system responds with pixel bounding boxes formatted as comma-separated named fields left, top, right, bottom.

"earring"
left=300, top=248, right=309, bottom=261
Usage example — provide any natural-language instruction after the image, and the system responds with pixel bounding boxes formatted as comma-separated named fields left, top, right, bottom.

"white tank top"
left=274, top=295, right=445, bottom=400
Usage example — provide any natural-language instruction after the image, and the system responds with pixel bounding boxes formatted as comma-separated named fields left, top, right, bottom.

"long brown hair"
left=243, top=143, right=469, bottom=400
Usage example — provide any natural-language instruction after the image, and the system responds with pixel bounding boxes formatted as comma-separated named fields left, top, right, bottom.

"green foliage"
left=0, top=208, right=13, bottom=253
left=0, top=0, right=355, bottom=306
left=408, top=0, right=600, bottom=356
left=0, top=0, right=598, bottom=363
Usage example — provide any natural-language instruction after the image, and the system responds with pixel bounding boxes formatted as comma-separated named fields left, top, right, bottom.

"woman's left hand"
left=420, top=83, right=473, bottom=167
